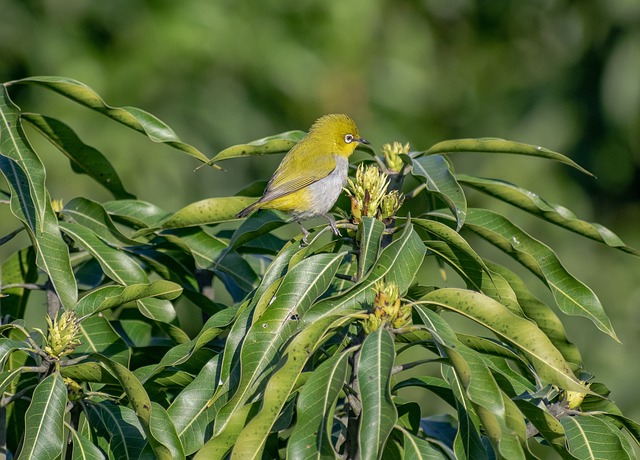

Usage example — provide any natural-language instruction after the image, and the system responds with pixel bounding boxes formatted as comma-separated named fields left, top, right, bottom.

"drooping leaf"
left=149, top=402, right=186, bottom=460
left=9, top=76, right=212, bottom=164
left=423, top=137, right=593, bottom=176
left=422, top=289, right=585, bottom=392
left=103, top=199, right=171, bottom=228
left=458, top=174, right=640, bottom=257
left=464, top=208, right=618, bottom=341
left=358, top=328, right=398, bottom=460
left=17, top=373, right=66, bottom=460
left=411, top=154, right=467, bottom=230
left=69, top=428, right=107, bottom=460
left=22, top=113, right=135, bottom=199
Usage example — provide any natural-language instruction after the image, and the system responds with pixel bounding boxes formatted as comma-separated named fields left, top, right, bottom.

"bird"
left=237, top=114, right=369, bottom=243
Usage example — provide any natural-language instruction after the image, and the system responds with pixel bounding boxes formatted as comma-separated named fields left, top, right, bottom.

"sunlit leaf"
left=464, top=208, right=618, bottom=341
left=561, top=415, right=635, bottom=460
left=69, top=428, right=106, bottom=460
left=208, top=130, right=305, bottom=163
left=161, top=196, right=257, bottom=229
left=423, top=137, right=593, bottom=176
left=10, top=76, right=212, bottom=164
left=458, top=174, right=640, bottom=257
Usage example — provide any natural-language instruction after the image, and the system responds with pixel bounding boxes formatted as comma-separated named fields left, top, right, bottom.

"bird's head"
left=308, top=113, right=369, bottom=158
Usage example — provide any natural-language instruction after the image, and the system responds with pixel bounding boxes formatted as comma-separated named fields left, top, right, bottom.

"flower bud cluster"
left=381, top=142, right=410, bottom=172
left=43, top=310, right=81, bottom=359
left=362, top=280, right=412, bottom=334
left=346, top=164, right=404, bottom=225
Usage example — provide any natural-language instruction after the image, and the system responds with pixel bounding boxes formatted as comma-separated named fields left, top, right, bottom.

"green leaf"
left=103, top=199, right=171, bottom=228
left=458, top=174, right=639, bottom=257
left=357, top=217, right=385, bottom=280
left=74, top=280, right=183, bottom=318
left=0, top=338, right=32, bottom=368
left=303, top=223, right=425, bottom=323
left=164, top=228, right=228, bottom=269
left=22, top=113, right=135, bottom=199
left=168, top=356, right=222, bottom=455
left=358, top=328, right=397, bottom=460
left=149, top=402, right=186, bottom=460
left=0, top=86, right=78, bottom=308
left=208, top=130, right=305, bottom=163
left=561, top=415, right=635, bottom=460
left=161, top=197, right=257, bottom=229
left=69, top=428, right=106, bottom=460
left=423, top=137, right=593, bottom=176
left=60, top=221, right=148, bottom=285
left=0, top=247, right=37, bottom=319
left=400, top=428, right=448, bottom=460
left=413, top=218, right=521, bottom=314
left=513, top=400, right=570, bottom=458
left=464, top=208, right=618, bottom=341
left=10, top=76, right=211, bottom=164
left=423, top=289, right=585, bottom=392
left=17, top=373, right=66, bottom=460
left=486, top=260, right=582, bottom=367
left=76, top=316, right=131, bottom=366
left=214, top=252, right=346, bottom=436
left=287, top=351, right=351, bottom=460
left=411, top=155, right=467, bottom=230
left=84, top=402, right=146, bottom=460
left=225, top=209, right=288, bottom=250
left=230, top=315, right=342, bottom=460
left=63, top=197, right=141, bottom=246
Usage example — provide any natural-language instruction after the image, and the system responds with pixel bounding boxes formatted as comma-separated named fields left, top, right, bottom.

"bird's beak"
left=358, top=138, right=370, bottom=145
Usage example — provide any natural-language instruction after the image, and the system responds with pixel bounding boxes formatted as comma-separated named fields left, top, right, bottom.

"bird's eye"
left=344, top=134, right=354, bottom=143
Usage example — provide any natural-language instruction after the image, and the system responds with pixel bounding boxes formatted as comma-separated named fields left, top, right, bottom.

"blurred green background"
left=2, top=0, right=639, bottom=428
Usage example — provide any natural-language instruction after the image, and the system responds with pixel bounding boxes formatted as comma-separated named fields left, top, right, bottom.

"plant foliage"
left=1, top=76, right=638, bottom=459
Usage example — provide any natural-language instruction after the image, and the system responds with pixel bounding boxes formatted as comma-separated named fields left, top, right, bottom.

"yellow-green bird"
left=237, top=114, right=369, bottom=242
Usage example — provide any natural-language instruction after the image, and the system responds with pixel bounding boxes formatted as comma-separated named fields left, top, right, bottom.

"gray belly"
left=293, top=156, right=349, bottom=220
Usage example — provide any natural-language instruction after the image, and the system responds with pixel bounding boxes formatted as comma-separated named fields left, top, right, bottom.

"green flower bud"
left=43, top=310, right=81, bottom=359
left=381, top=142, right=410, bottom=172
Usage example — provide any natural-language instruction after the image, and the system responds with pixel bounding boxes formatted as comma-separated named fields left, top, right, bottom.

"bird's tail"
left=236, top=201, right=259, bottom=218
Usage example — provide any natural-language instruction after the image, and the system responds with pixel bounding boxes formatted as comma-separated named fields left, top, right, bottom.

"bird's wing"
left=260, top=151, right=336, bottom=203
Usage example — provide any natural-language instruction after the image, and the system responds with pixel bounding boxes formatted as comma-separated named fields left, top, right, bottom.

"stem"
left=0, top=227, right=24, bottom=246
left=44, top=279, right=61, bottom=320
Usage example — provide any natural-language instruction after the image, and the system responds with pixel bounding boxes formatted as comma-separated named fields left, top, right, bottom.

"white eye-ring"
left=344, top=134, right=354, bottom=143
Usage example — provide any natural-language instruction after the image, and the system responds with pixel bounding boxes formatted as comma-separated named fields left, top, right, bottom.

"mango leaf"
left=413, top=218, right=521, bottom=314
left=74, top=280, right=183, bottom=318
left=561, top=415, right=635, bottom=460
left=68, top=428, right=106, bottom=460
left=464, top=208, right=618, bottom=341
left=357, top=217, right=385, bottom=280
left=423, top=137, right=593, bottom=176
left=60, top=221, right=148, bottom=285
left=168, top=357, right=222, bottom=455
left=214, top=252, right=346, bottom=436
left=161, top=197, right=257, bottom=229
left=224, top=209, right=288, bottom=251
left=163, top=228, right=228, bottom=269
left=0, top=247, right=37, bottom=319
left=207, top=130, right=305, bottom=163
left=303, top=223, right=425, bottom=324
left=76, top=316, right=131, bottom=366
left=63, top=197, right=141, bottom=246
left=22, top=113, right=135, bottom=199
left=84, top=402, right=147, bottom=460
left=287, top=351, right=351, bottom=460
left=514, top=400, right=571, bottom=459
left=9, top=76, right=212, bottom=165
left=423, top=288, right=585, bottom=392
left=17, top=373, right=66, bottom=460
left=411, top=154, right=467, bottom=230
left=231, top=315, right=342, bottom=459
left=401, top=428, right=448, bottom=459
left=1, top=86, right=77, bottom=308
left=103, top=199, right=171, bottom=228
left=486, top=260, right=582, bottom=367
left=149, top=402, right=186, bottom=460
left=94, top=355, right=173, bottom=460
left=457, top=174, right=640, bottom=257
left=358, top=328, right=397, bottom=460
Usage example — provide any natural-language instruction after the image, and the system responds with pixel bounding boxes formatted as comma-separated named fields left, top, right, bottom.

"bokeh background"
left=2, top=0, right=639, bottom=438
